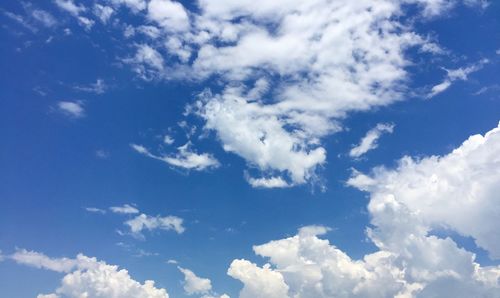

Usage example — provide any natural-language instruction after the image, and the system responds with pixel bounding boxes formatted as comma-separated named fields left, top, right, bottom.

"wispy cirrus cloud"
left=109, top=204, right=139, bottom=214
left=131, top=143, right=220, bottom=171
left=84, top=207, right=106, bottom=214
left=74, top=79, right=107, bottom=94
left=427, top=59, right=489, bottom=98
left=349, top=123, right=395, bottom=158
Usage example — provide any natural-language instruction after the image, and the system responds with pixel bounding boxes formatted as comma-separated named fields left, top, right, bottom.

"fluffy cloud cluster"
left=228, top=123, right=500, bottom=297
left=11, top=250, right=169, bottom=298
left=186, top=0, right=418, bottom=186
left=348, top=121, right=500, bottom=259
left=47, top=0, right=488, bottom=187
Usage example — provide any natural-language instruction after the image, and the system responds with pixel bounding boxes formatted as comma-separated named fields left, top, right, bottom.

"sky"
left=0, top=0, right=499, bottom=297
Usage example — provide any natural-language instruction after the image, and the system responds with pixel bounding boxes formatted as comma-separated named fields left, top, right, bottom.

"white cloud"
left=163, top=135, right=175, bottom=145
left=181, top=0, right=440, bottom=186
left=131, top=142, right=220, bottom=171
left=229, top=224, right=500, bottom=298
left=245, top=175, right=291, bottom=189
left=53, top=0, right=86, bottom=16
left=74, top=79, right=107, bottom=94
left=428, top=59, right=489, bottom=98
left=3, top=10, right=37, bottom=32
left=77, top=16, right=94, bottom=30
left=193, top=87, right=328, bottom=186
left=13, top=250, right=170, bottom=298
left=138, top=25, right=162, bottom=38
left=463, top=0, right=490, bottom=9
left=95, top=149, right=110, bottom=159
left=131, top=144, right=148, bottom=154
left=227, top=123, right=500, bottom=297
left=54, top=0, right=94, bottom=30
left=47, top=0, right=487, bottom=187
left=349, top=123, right=395, bottom=158
left=37, top=294, right=59, bottom=298
left=57, top=101, right=85, bottom=118
left=11, top=249, right=78, bottom=273
left=410, top=0, right=489, bottom=17
left=93, top=5, right=114, bottom=24
left=50, top=0, right=492, bottom=187
left=228, top=259, right=289, bottom=298
left=110, top=204, right=140, bottom=214
left=125, top=44, right=165, bottom=80
left=178, top=267, right=212, bottom=295
left=30, top=9, right=57, bottom=27
left=111, top=0, right=147, bottom=12
left=125, top=213, right=185, bottom=236
left=85, top=207, right=106, bottom=214
left=147, top=0, right=190, bottom=32
left=4, top=4, right=57, bottom=31
left=348, top=121, right=500, bottom=259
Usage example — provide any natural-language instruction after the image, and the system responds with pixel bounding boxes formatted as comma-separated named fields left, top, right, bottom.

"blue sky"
left=0, top=0, right=499, bottom=297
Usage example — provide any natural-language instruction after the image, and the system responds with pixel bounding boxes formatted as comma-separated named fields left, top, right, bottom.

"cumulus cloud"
left=428, top=59, right=489, bottom=98
left=125, top=213, right=185, bottom=237
left=131, top=143, right=220, bottom=171
left=348, top=121, right=500, bottom=259
left=229, top=224, right=499, bottom=298
left=110, top=204, right=139, bottom=214
left=13, top=250, right=169, bottom=298
left=228, top=259, right=289, bottom=298
left=178, top=267, right=213, bottom=295
left=349, top=123, right=395, bottom=158
left=56, top=101, right=85, bottom=118
left=228, top=123, right=500, bottom=297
